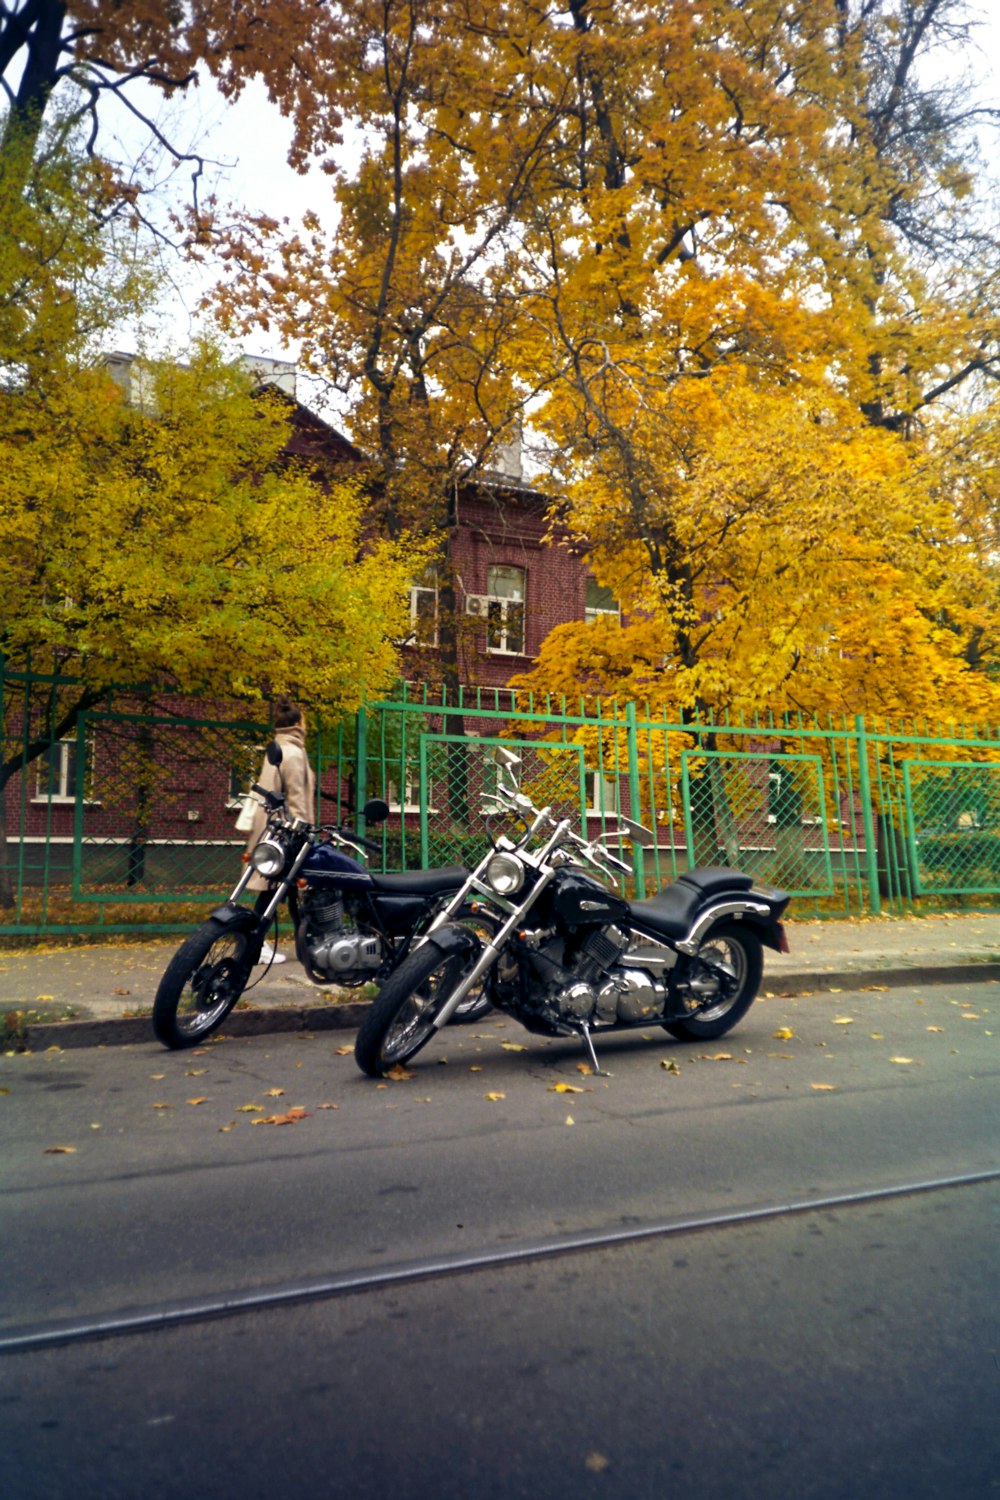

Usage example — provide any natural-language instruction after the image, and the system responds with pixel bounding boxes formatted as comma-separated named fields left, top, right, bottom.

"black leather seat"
left=629, top=868, right=755, bottom=939
left=368, top=866, right=468, bottom=896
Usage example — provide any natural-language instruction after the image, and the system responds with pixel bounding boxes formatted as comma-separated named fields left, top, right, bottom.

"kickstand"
left=580, top=1024, right=610, bottom=1077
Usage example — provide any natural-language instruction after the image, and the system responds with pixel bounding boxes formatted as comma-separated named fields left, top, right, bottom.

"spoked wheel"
left=152, top=919, right=257, bottom=1049
left=663, top=921, right=763, bottom=1041
left=449, top=908, right=499, bottom=1024
left=355, top=940, right=480, bottom=1076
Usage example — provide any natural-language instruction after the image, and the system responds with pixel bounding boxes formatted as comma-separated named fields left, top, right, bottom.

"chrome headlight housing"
left=485, top=851, right=525, bottom=896
left=250, top=838, right=288, bottom=879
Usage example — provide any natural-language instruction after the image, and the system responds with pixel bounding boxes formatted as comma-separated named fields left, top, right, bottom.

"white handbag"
left=234, top=793, right=257, bottom=834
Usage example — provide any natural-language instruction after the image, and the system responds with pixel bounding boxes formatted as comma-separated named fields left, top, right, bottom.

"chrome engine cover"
left=597, top=967, right=667, bottom=1023
left=310, top=931, right=384, bottom=974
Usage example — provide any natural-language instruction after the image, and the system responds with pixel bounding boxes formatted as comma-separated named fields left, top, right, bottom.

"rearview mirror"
left=362, top=797, right=390, bottom=825
left=494, top=747, right=521, bottom=770
left=622, top=817, right=656, bottom=848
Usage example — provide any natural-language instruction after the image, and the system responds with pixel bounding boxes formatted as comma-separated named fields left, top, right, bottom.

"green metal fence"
left=4, top=663, right=1000, bottom=935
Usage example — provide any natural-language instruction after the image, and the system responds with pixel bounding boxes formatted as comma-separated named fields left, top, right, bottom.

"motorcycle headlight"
left=250, top=838, right=287, bottom=879
left=485, top=851, right=525, bottom=896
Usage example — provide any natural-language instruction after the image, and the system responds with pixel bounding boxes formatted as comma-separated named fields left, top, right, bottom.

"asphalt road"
left=1, top=978, right=997, bottom=1498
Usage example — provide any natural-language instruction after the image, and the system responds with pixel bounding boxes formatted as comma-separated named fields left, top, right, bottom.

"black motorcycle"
left=355, top=748, right=790, bottom=1077
left=152, top=743, right=495, bottom=1049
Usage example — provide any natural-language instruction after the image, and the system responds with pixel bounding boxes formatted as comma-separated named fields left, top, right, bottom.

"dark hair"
left=273, top=694, right=303, bottom=729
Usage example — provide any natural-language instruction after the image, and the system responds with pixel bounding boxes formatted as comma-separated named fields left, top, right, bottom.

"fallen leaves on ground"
left=549, top=1082, right=586, bottom=1093
left=333, top=1046, right=352, bottom=1056
left=236, top=1103, right=264, bottom=1113
left=927, top=1026, right=945, bottom=1033
left=186, top=1068, right=207, bottom=1077
left=832, top=1017, right=855, bottom=1025
left=186, top=1097, right=208, bottom=1106
left=501, top=1042, right=527, bottom=1052
left=810, top=1083, right=836, bottom=1091
left=889, top=1056, right=917, bottom=1065
left=251, top=1106, right=312, bottom=1126
left=576, top=1062, right=593, bottom=1075
left=585, top=1453, right=610, bottom=1473
left=44, top=1144, right=77, bottom=1153
left=660, top=1059, right=681, bottom=1075
left=565, top=1115, right=575, bottom=1125
left=772, top=1027, right=796, bottom=1040
left=318, top=1103, right=340, bottom=1110
left=485, top=1092, right=506, bottom=1102
left=263, top=1088, right=285, bottom=1097
left=151, top=1102, right=174, bottom=1110
left=385, top=1065, right=414, bottom=1080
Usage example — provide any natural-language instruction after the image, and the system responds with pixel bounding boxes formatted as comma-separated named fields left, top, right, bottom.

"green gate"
left=416, top=733, right=587, bottom=870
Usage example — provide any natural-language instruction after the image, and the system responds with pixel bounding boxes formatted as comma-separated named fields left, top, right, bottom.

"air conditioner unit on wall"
left=465, top=594, right=490, bottom=617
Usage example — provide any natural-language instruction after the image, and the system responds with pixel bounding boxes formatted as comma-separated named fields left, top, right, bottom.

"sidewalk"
left=3, top=909, right=1000, bottom=1049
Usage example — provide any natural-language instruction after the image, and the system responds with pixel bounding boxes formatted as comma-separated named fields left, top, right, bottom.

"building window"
left=486, top=564, right=525, bottom=655
left=585, top=577, right=619, bottom=624
left=34, top=737, right=91, bottom=803
left=228, top=745, right=264, bottom=810
left=587, top=771, right=620, bottom=815
left=409, top=564, right=439, bottom=647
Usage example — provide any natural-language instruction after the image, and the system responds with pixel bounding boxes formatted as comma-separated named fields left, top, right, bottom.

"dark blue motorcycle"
left=152, top=742, right=494, bottom=1048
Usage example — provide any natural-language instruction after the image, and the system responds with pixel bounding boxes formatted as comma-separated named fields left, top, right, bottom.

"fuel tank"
left=300, top=843, right=375, bottom=888
left=551, top=868, right=630, bottom=928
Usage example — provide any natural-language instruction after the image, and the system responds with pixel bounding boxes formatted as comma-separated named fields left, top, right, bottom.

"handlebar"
left=251, top=782, right=285, bottom=810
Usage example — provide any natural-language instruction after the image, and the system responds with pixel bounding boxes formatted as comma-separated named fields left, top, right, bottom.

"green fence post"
left=855, top=714, right=881, bottom=915
left=625, top=701, right=646, bottom=899
left=356, top=704, right=368, bottom=839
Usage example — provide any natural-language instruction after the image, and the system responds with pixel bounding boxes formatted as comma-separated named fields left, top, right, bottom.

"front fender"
left=424, top=923, right=483, bottom=959
left=209, top=902, right=262, bottom=932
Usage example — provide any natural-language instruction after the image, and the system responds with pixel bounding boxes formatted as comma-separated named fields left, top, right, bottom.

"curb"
left=9, top=962, right=1000, bottom=1051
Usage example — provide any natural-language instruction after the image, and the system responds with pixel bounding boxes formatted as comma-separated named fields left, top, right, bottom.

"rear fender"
left=677, top=893, right=789, bottom=955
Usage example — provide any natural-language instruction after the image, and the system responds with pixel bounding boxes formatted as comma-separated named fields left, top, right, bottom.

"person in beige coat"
left=245, top=695, right=317, bottom=963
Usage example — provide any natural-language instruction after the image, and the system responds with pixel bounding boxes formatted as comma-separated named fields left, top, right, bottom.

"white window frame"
left=584, top=578, right=620, bottom=625
left=33, top=735, right=97, bottom=805
left=227, top=744, right=265, bottom=811
left=586, top=771, right=620, bottom=816
left=485, top=564, right=526, bottom=655
left=409, top=567, right=440, bottom=647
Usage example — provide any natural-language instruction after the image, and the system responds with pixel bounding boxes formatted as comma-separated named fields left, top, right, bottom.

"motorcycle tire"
left=663, top=920, right=763, bottom=1041
left=449, top=907, right=499, bottom=1024
left=152, top=918, right=257, bottom=1049
left=355, top=940, right=481, bottom=1076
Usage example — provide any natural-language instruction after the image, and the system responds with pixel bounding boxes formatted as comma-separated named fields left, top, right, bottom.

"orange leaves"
left=251, top=1107, right=312, bottom=1127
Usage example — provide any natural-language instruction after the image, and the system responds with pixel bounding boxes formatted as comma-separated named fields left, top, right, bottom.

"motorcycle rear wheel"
left=663, top=921, right=763, bottom=1041
left=355, top=942, right=478, bottom=1076
left=152, top=919, right=256, bottom=1049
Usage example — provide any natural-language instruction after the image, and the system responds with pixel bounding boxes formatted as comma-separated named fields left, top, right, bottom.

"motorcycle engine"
left=300, top=893, right=384, bottom=980
left=531, top=924, right=667, bottom=1025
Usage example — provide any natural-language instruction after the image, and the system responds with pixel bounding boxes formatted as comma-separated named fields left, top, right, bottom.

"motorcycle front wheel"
left=152, top=919, right=257, bottom=1049
left=449, top=907, right=499, bottom=1023
left=355, top=941, right=480, bottom=1076
left=663, top=921, right=763, bottom=1041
